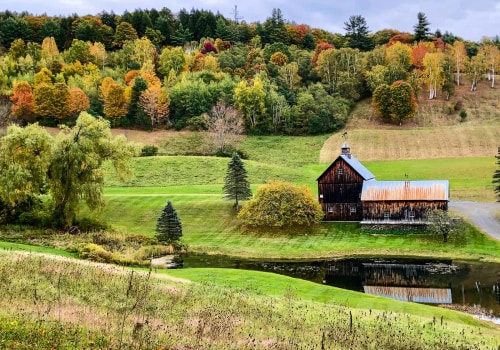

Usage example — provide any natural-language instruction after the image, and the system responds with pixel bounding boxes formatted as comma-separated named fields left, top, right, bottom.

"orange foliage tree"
left=311, top=42, right=334, bottom=66
left=69, top=87, right=90, bottom=117
left=10, top=81, right=35, bottom=122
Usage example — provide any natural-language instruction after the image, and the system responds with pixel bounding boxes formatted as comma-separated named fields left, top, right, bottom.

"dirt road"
left=449, top=201, right=500, bottom=240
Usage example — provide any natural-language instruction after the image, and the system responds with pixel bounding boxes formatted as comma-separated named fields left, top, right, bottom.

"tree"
left=426, top=209, right=464, bottom=242
left=0, top=123, right=53, bottom=222
left=139, top=85, right=170, bottom=129
left=414, top=12, right=431, bottom=42
left=223, top=153, right=252, bottom=211
left=155, top=200, right=183, bottom=243
left=204, top=102, right=244, bottom=155
left=10, top=81, right=35, bottom=122
left=372, top=84, right=392, bottom=121
left=103, top=83, right=128, bottom=121
left=48, top=112, right=136, bottom=228
left=113, top=21, right=138, bottom=48
left=237, top=180, right=323, bottom=227
left=69, top=87, right=90, bottom=117
left=450, top=41, right=467, bottom=85
left=343, top=15, right=373, bottom=51
left=390, top=81, right=417, bottom=123
left=494, top=147, right=500, bottom=202
left=234, top=76, right=267, bottom=132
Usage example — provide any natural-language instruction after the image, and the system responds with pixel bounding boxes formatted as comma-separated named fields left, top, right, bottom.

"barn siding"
left=363, top=201, right=448, bottom=222
left=318, top=158, right=365, bottom=221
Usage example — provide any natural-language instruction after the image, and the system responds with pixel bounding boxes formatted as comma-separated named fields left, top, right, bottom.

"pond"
left=178, top=255, right=500, bottom=321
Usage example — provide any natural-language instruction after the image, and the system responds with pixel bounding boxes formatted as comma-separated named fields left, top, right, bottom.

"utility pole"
left=230, top=5, right=243, bottom=24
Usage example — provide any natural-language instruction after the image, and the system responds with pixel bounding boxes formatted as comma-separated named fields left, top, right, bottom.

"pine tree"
left=414, top=12, right=431, bottom=42
left=494, top=147, right=500, bottom=202
left=156, top=200, right=183, bottom=243
left=223, top=153, right=252, bottom=211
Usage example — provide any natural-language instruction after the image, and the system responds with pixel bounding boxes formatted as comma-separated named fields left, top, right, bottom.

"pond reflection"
left=181, top=255, right=500, bottom=318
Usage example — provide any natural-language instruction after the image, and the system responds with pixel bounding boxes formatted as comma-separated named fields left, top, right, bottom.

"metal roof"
left=363, top=286, right=452, bottom=304
left=361, top=180, right=449, bottom=201
left=339, top=154, right=376, bottom=180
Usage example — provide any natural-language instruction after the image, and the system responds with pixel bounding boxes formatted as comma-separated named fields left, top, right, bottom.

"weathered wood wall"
left=362, top=201, right=448, bottom=221
left=318, top=158, right=364, bottom=221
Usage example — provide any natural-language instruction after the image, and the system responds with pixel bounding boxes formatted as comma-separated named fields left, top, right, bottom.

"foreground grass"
left=1, top=251, right=498, bottom=349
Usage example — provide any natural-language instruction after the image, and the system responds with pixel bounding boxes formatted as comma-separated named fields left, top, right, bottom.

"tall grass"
left=1, top=251, right=498, bottom=349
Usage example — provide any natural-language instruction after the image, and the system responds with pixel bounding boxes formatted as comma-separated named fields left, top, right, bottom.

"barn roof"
left=317, top=154, right=375, bottom=181
left=361, top=180, right=449, bottom=201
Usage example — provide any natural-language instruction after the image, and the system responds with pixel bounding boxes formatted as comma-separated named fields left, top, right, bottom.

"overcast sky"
left=4, top=0, right=499, bottom=42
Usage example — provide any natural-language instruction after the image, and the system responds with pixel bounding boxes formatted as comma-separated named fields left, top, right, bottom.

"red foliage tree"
left=311, top=42, right=334, bottom=66
left=387, top=33, right=413, bottom=47
left=201, top=41, right=218, bottom=54
left=10, top=82, right=35, bottom=122
left=411, top=42, right=430, bottom=69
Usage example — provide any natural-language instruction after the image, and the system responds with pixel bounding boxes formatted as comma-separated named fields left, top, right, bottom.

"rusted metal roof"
left=363, top=286, right=452, bottom=304
left=361, top=180, right=449, bottom=201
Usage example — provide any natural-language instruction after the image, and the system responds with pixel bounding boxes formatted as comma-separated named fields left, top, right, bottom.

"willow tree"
left=48, top=112, right=136, bottom=228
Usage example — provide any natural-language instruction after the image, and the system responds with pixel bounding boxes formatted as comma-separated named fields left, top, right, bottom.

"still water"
left=180, top=255, right=500, bottom=319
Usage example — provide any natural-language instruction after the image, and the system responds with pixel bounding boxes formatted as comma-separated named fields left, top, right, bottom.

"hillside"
left=321, top=80, right=499, bottom=162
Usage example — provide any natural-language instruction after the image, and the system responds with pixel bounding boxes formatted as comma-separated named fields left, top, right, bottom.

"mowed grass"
left=320, top=124, right=500, bottom=163
left=94, top=195, right=500, bottom=261
left=104, top=155, right=496, bottom=201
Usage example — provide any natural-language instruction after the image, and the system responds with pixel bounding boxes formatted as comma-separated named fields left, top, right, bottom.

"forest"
left=0, top=8, right=499, bottom=136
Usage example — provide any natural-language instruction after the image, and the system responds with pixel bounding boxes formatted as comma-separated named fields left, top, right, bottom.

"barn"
left=317, top=142, right=375, bottom=221
left=317, top=142, right=449, bottom=226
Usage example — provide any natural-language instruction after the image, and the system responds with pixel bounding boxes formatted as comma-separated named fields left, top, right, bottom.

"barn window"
left=338, top=168, right=344, bottom=176
left=409, top=211, right=415, bottom=219
left=384, top=211, right=390, bottom=220
left=327, top=205, right=334, bottom=213
left=319, top=194, right=324, bottom=199
left=350, top=206, right=356, bottom=213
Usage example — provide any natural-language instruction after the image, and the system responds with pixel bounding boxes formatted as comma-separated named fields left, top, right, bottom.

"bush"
left=459, top=109, right=467, bottom=122
left=77, top=243, right=113, bottom=263
left=238, top=180, right=323, bottom=228
left=140, top=145, right=158, bottom=157
left=185, top=115, right=208, bottom=131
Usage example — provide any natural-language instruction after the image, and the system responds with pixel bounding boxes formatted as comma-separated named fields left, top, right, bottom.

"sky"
left=4, top=0, right=500, bottom=42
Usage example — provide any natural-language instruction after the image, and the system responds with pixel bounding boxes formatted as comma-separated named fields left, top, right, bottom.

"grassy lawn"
left=93, top=195, right=500, bottom=261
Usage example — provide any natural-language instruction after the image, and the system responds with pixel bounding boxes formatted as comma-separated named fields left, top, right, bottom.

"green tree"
left=494, top=147, right=500, bottom=201
left=113, top=21, right=138, bottom=48
left=158, top=46, right=186, bottom=76
left=223, top=153, right=252, bottom=211
left=343, top=15, right=374, bottom=51
left=390, top=81, right=417, bottom=123
left=426, top=209, right=464, bottom=242
left=238, top=180, right=323, bottom=228
left=414, top=12, right=431, bottom=42
left=0, top=123, right=53, bottom=222
left=155, top=200, right=183, bottom=243
left=372, top=83, right=392, bottom=121
left=126, top=76, right=148, bottom=128
left=48, top=112, right=136, bottom=228
left=67, top=39, right=92, bottom=64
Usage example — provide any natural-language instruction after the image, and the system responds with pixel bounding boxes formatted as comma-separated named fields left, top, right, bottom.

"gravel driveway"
left=449, top=201, right=500, bottom=240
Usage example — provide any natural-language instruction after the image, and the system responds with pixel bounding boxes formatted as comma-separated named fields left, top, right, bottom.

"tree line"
left=0, top=9, right=499, bottom=136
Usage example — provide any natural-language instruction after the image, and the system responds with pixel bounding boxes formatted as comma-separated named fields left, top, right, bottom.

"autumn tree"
left=223, top=153, right=252, bottom=211
left=414, top=12, right=431, bottom=42
left=103, top=83, right=128, bottom=121
left=279, top=62, right=301, bottom=91
left=450, top=41, right=467, bottom=85
left=69, top=87, right=90, bottom=117
left=48, top=112, right=136, bottom=228
left=10, top=81, right=35, bottom=122
left=481, top=44, right=500, bottom=88
left=113, top=21, right=138, bottom=48
left=155, top=200, right=183, bottom=243
left=158, top=46, right=186, bottom=76
left=423, top=52, right=444, bottom=99
left=372, top=84, right=392, bottom=121
left=390, top=81, right=417, bottom=123
left=466, top=52, right=486, bottom=91
left=234, top=76, right=267, bottom=132
left=139, top=85, right=170, bottom=129
left=204, top=102, right=244, bottom=155
left=237, top=180, right=323, bottom=228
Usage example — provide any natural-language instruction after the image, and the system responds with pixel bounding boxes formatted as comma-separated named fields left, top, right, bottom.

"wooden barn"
left=317, top=142, right=375, bottom=221
left=318, top=142, right=449, bottom=225
left=361, top=180, right=449, bottom=223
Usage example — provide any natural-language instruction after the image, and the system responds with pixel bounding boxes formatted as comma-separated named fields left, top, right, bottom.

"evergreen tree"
left=223, top=153, right=252, bottom=211
left=414, top=12, right=431, bottom=42
left=343, top=15, right=373, bottom=51
left=156, top=200, right=183, bottom=243
left=494, top=147, right=500, bottom=202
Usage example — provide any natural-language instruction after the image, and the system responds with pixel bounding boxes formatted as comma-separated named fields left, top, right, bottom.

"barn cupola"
left=341, top=141, right=351, bottom=157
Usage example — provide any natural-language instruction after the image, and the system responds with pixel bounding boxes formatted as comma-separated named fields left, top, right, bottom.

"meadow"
left=1, top=250, right=499, bottom=349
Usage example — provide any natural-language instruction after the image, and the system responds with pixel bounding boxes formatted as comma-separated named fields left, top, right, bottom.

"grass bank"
left=1, top=250, right=498, bottom=349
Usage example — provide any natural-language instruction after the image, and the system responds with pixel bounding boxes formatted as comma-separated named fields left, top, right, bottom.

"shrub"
left=238, top=180, right=323, bottom=228
left=140, top=145, right=158, bottom=157
left=77, top=243, right=113, bottom=263
left=459, top=109, right=467, bottom=122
